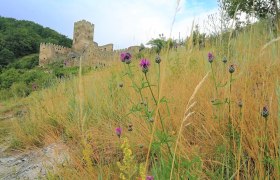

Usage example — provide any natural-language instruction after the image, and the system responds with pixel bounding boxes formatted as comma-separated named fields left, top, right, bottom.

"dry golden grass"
left=10, top=21, right=280, bottom=179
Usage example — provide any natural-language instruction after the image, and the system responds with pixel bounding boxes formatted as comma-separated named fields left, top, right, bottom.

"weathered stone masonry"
left=39, top=20, right=115, bottom=67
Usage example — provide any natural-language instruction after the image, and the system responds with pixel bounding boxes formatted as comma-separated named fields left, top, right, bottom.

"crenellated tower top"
left=72, top=20, right=94, bottom=52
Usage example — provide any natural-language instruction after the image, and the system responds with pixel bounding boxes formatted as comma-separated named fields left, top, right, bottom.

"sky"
left=0, top=0, right=218, bottom=49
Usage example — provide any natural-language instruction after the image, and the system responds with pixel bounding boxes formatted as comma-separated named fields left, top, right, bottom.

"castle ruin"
left=39, top=20, right=116, bottom=67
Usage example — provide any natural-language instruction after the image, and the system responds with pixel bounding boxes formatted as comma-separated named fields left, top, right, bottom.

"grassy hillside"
left=0, top=54, right=91, bottom=100
left=0, top=16, right=76, bottom=100
left=4, top=20, right=280, bottom=179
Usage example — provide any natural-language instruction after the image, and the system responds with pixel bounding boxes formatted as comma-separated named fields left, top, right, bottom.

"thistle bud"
left=229, top=64, right=235, bottom=73
left=238, top=100, right=243, bottom=108
left=261, top=106, right=269, bottom=118
left=155, top=55, right=161, bottom=64
left=128, top=124, right=133, bottom=131
left=222, top=56, right=227, bottom=63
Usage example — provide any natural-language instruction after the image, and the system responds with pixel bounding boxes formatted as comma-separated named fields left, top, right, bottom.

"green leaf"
left=217, top=81, right=227, bottom=88
left=211, top=99, right=224, bottom=106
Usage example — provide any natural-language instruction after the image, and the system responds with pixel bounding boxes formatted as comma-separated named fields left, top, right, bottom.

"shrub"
left=0, top=68, right=22, bottom=89
left=9, top=54, right=39, bottom=69
left=11, top=82, right=30, bottom=97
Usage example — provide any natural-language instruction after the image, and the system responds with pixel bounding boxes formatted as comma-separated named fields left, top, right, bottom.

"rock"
left=0, top=142, right=69, bottom=179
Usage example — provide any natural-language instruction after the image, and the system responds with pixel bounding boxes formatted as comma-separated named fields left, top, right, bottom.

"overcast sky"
left=0, top=0, right=218, bottom=49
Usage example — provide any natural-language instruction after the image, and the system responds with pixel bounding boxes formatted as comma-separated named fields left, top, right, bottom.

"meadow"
left=1, top=20, right=280, bottom=179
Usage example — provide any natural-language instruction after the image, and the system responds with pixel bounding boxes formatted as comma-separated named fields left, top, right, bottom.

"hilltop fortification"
left=39, top=20, right=116, bottom=67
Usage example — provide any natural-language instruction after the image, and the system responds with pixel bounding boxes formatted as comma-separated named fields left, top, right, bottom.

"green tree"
left=167, top=38, right=174, bottom=49
left=0, top=68, right=21, bottom=89
left=0, top=16, right=72, bottom=66
left=222, top=0, right=279, bottom=20
left=139, top=43, right=145, bottom=52
left=147, top=38, right=166, bottom=54
left=0, top=48, right=15, bottom=66
left=191, top=25, right=206, bottom=49
left=9, top=54, right=39, bottom=69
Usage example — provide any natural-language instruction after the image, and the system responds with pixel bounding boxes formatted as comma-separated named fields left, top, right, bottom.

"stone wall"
left=39, top=20, right=139, bottom=67
left=114, top=46, right=140, bottom=54
left=82, top=45, right=114, bottom=66
left=39, top=43, right=71, bottom=66
left=98, top=44, right=113, bottom=52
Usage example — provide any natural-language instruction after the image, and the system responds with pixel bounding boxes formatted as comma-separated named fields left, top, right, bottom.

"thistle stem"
left=144, top=73, right=165, bottom=132
left=158, top=63, right=161, bottom=100
left=228, top=72, right=236, bottom=172
left=210, top=63, right=218, bottom=97
left=144, top=73, right=173, bottom=158
left=126, top=64, right=144, bottom=102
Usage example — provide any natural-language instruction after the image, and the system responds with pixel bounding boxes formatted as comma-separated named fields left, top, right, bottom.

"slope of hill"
left=0, top=17, right=85, bottom=100
left=1, top=20, right=279, bottom=179
left=0, top=16, right=72, bottom=66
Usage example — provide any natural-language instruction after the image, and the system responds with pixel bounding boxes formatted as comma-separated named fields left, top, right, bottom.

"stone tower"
left=72, top=20, right=94, bottom=52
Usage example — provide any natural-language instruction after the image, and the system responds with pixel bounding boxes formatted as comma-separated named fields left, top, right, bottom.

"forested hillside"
left=0, top=16, right=72, bottom=66
left=0, top=16, right=79, bottom=100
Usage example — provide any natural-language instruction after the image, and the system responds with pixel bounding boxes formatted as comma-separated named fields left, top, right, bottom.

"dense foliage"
left=147, top=34, right=178, bottom=54
left=221, top=0, right=280, bottom=20
left=0, top=16, right=79, bottom=100
left=0, top=16, right=72, bottom=67
left=0, top=57, right=88, bottom=100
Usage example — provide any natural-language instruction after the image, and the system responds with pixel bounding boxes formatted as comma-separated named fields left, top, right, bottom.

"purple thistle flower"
left=208, top=52, right=214, bottom=63
left=120, top=52, right=132, bottom=64
left=115, top=127, right=122, bottom=138
left=120, top=52, right=126, bottom=62
left=140, top=58, right=150, bottom=73
left=146, top=176, right=154, bottom=180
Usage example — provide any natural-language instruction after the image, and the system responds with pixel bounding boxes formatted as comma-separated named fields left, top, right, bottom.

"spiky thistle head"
left=115, top=127, right=122, bottom=138
left=208, top=52, right=214, bottom=63
left=140, top=58, right=150, bottom=73
left=120, top=52, right=132, bottom=64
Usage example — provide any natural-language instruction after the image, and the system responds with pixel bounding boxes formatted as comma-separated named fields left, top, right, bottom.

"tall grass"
left=8, top=19, right=280, bottom=179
